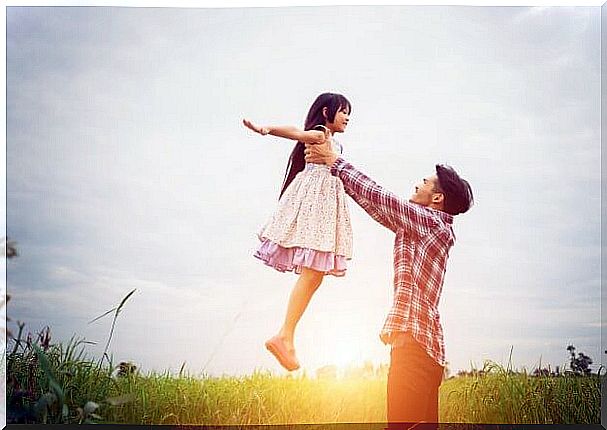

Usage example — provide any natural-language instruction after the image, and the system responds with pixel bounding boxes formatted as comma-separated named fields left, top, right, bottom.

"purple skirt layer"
left=254, top=238, right=348, bottom=277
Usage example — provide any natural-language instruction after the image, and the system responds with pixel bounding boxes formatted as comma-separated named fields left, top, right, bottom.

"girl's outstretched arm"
left=243, top=119, right=327, bottom=144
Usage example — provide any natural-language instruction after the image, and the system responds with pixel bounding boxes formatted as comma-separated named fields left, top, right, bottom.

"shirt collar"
left=441, top=210, right=453, bottom=224
left=431, top=207, right=453, bottom=225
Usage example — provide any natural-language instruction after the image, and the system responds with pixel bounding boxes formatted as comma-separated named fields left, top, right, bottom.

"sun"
left=310, top=337, right=364, bottom=373
left=331, top=342, right=361, bottom=370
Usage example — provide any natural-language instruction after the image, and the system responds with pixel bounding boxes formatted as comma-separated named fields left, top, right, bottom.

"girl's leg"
left=276, top=267, right=324, bottom=351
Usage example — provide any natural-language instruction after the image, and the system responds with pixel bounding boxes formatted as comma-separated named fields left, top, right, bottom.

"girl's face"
left=325, top=105, right=350, bottom=133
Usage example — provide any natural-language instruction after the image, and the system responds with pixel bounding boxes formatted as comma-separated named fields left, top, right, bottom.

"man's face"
left=409, top=174, right=442, bottom=207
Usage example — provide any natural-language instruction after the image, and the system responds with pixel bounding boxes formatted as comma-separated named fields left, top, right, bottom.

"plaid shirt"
left=331, top=157, right=455, bottom=366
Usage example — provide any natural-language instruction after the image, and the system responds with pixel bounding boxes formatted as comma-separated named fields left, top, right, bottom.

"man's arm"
left=340, top=177, right=401, bottom=232
left=304, top=144, right=437, bottom=236
left=333, top=158, right=438, bottom=236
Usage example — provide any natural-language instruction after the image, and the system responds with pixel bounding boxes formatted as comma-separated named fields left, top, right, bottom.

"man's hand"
left=304, top=140, right=339, bottom=166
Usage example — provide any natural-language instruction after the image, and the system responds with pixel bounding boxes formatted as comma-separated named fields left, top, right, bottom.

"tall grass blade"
left=88, top=307, right=118, bottom=325
left=88, top=289, right=137, bottom=362
left=32, top=343, right=66, bottom=420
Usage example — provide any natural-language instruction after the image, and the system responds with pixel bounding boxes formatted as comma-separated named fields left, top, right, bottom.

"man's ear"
left=322, top=107, right=328, bottom=120
left=432, top=192, right=444, bottom=206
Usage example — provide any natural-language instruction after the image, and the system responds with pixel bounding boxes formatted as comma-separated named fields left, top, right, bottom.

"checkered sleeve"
left=331, top=158, right=438, bottom=237
left=338, top=178, right=397, bottom=232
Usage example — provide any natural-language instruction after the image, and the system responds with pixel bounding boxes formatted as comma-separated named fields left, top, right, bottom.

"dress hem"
left=254, top=238, right=349, bottom=277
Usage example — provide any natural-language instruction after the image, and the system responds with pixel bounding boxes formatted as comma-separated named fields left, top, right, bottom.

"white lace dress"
left=254, top=138, right=353, bottom=276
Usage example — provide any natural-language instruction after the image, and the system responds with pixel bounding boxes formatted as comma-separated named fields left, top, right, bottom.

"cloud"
left=6, top=5, right=600, bottom=376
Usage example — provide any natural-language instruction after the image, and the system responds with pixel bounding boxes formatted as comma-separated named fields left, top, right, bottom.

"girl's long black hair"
left=279, top=92, right=352, bottom=199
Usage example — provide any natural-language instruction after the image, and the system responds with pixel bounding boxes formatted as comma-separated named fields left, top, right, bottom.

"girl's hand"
left=243, top=119, right=270, bottom=136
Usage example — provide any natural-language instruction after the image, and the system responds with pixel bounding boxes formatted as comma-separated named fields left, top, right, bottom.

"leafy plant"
left=567, top=345, right=593, bottom=376
left=6, top=290, right=138, bottom=424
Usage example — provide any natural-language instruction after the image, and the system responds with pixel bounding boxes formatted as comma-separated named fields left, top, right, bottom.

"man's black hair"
left=435, top=164, right=474, bottom=216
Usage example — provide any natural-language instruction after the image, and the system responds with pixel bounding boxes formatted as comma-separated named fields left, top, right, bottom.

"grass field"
left=6, top=335, right=601, bottom=425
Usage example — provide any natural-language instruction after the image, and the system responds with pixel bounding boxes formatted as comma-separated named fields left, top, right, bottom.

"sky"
left=4, top=3, right=603, bottom=379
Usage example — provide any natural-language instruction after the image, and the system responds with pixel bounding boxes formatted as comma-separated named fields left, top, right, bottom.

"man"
left=304, top=143, right=474, bottom=427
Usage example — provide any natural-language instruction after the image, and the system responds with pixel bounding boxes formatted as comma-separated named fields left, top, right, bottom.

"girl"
left=243, top=92, right=353, bottom=371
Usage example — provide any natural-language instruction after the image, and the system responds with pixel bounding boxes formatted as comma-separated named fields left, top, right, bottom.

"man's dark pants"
left=387, top=331, right=444, bottom=426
